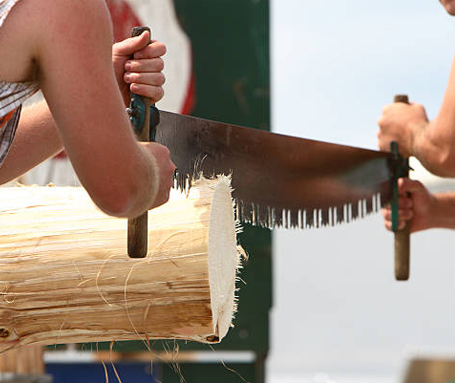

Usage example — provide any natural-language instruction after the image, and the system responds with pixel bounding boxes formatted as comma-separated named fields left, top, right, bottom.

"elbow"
left=99, top=199, right=135, bottom=219
left=88, top=183, right=149, bottom=219
left=78, top=150, right=159, bottom=218
left=93, top=190, right=136, bottom=218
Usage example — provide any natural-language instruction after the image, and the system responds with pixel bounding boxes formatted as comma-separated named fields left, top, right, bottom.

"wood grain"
left=0, top=177, right=239, bottom=351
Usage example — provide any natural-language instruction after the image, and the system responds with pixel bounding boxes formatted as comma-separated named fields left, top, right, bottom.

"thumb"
left=113, top=30, right=150, bottom=56
left=399, top=177, right=425, bottom=195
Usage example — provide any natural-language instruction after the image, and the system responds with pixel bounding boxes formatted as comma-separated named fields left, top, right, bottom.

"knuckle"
left=162, top=145, right=171, bottom=157
left=154, top=87, right=165, bottom=101
left=154, top=58, right=165, bottom=71
left=382, top=104, right=392, bottom=113
left=153, top=41, right=167, bottom=56
left=130, top=83, right=140, bottom=93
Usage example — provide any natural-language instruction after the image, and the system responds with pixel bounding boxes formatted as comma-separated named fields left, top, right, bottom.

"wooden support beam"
left=0, top=176, right=240, bottom=351
left=0, top=345, right=45, bottom=374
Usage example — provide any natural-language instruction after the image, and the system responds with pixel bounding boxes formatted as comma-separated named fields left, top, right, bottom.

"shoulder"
left=33, top=0, right=113, bottom=37
left=0, top=0, right=113, bottom=82
left=31, top=0, right=114, bottom=59
left=14, top=0, right=112, bottom=29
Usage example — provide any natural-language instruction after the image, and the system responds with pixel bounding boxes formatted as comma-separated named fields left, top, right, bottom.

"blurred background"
left=271, top=1, right=455, bottom=382
left=8, top=0, right=455, bottom=383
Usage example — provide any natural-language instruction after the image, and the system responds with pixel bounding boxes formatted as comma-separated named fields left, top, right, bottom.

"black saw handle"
left=393, top=94, right=410, bottom=281
left=127, top=26, right=152, bottom=258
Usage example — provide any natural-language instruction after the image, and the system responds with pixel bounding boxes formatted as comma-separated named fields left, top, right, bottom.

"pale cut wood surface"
left=0, top=177, right=239, bottom=352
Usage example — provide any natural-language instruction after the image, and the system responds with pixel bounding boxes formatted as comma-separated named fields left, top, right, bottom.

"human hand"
left=382, top=178, right=435, bottom=233
left=140, top=142, right=176, bottom=209
left=112, top=30, right=167, bottom=106
left=377, top=101, right=429, bottom=157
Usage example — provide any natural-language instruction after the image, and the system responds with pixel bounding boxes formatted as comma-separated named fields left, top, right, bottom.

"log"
left=0, top=176, right=240, bottom=352
left=0, top=345, right=45, bottom=374
left=0, top=344, right=51, bottom=383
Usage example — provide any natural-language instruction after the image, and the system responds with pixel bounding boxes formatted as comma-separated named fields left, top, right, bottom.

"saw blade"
left=156, top=111, right=392, bottom=229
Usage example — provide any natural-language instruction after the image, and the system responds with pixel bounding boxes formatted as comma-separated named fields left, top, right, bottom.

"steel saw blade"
left=155, top=111, right=392, bottom=229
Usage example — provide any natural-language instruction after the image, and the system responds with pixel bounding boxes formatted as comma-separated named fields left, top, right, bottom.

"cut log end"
left=207, top=175, right=239, bottom=341
left=0, top=176, right=241, bottom=350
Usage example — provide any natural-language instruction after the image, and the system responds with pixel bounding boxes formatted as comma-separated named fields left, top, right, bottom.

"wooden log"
left=0, top=345, right=51, bottom=383
left=0, top=345, right=45, bottom=374
left=0, top=176, right=240, bottom=352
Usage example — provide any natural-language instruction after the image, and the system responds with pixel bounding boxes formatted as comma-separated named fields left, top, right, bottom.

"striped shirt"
left=0, top=0, right=39, bottom=166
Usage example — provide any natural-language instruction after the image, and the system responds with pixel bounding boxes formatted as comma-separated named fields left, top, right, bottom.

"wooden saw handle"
left=127, top=27, right=152, bottom=258
left=393, top=94, right=410, bottom=281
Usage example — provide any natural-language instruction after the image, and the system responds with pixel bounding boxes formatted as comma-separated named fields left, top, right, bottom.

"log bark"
left=0, top=176, right=240, bottom=352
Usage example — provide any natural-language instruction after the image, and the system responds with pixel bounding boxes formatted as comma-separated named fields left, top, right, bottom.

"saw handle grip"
left=128, top=26, right=152, bottom=142
left=393, top=94, right=410, bottom=281
left=127, top=26, right=153, bottom=259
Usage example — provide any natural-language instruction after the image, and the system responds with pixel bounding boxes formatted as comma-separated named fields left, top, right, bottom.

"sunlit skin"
left=0, top=0, right=176, bottom=218
left=377, top=0, right=455, bottom=232
left=440, top=0, right=455, bottom=15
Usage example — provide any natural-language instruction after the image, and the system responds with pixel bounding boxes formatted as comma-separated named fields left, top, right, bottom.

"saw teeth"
left=173, top=172, right=383, bottom=230
left=233, top=192, right=383, bottom=229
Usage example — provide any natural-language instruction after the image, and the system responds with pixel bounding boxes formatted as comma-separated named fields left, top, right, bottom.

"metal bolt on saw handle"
left=391, top=94, right=411, bottom=281
left=127, top=26, right=153, bottom=259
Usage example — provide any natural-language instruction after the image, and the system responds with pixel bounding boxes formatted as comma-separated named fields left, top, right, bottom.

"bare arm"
left=9, top=0, right=173, bottom=218
left=378, top=55, right=455, bottom=177
left=0, top=100, right=173, bottom=209
left=430, top=192, right=455, bottom=229
left=0, top=100, right=62, bottom=184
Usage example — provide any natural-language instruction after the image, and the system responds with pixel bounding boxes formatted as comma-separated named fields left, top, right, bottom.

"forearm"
left=411, top=54, right=455, bottom=177
left=0, top=99, right=160, bottom=218
left=410, top=119, right=455, bottom=177
left=0, top=100, right=63, bottom=185
left=425, top=191, right=455, bottom=230
left=76, top=136, right=160, bottom=219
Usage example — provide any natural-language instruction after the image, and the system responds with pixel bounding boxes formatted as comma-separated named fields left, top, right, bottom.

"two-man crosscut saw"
left=129, top=98, right=410, bottom=280
left=156, top=97, right=410, bottom=281
left=125, top=29, right=410, bottom=281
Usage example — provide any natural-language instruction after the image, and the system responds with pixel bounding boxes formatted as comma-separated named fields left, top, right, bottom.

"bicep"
left=36, top=0, right=142, bottom=196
